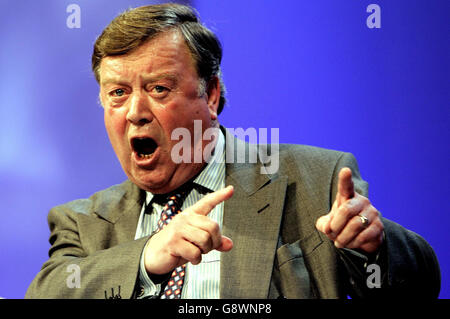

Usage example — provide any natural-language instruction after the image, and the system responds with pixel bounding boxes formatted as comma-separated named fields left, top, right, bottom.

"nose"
left=126, top=90, right=153, bottom=125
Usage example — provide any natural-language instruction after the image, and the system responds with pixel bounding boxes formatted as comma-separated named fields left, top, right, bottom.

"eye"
left=112, top=88, right=125, bottom=97
left=104, top=87, right=128, bottom=107
left=153, top=86, right=167, bottom=94
left=148, top=85, right=170, bottom=98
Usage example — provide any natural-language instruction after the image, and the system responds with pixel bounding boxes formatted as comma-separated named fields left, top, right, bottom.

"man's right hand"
left=143, top=185, right=234, bottom=275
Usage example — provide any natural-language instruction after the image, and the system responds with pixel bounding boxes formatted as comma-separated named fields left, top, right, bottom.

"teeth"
left=139, top=153, right=153, bottom=159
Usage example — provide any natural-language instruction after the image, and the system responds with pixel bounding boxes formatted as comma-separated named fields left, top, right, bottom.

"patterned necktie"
left=156, top=191, right=188, bottom=299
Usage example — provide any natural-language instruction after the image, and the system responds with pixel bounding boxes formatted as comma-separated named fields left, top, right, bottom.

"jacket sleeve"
left=25, top=205, right=149, bottom=299
left=333, top=152, right=441, bottom=298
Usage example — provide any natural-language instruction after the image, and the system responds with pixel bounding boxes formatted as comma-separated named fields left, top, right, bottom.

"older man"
left=26, top=4, right=440, bottom=299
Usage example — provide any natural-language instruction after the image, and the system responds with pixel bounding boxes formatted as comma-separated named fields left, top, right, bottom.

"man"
left=26, top=4, right=440, bottom=299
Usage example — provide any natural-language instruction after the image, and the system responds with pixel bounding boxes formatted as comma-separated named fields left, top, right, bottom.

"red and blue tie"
left=157, top=192, right=187, bottom=299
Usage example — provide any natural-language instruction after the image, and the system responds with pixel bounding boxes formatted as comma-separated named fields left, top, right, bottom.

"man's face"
left=99, top=30, right=220, bottom=194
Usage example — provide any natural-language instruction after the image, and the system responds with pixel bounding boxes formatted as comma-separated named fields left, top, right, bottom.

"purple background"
left=1, top=0, right=448, bottom=298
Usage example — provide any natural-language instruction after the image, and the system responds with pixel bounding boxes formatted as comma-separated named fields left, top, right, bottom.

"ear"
left=205, top=76, right=220, bottom=121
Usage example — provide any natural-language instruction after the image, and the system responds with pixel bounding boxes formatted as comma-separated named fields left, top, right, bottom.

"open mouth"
left=131, top=137, right=158, bottom=159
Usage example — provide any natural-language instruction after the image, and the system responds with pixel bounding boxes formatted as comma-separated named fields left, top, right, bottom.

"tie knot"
left=152, top=183, right=191, bottom=206
left=164, top=193, right=184, bottom=210
left=155, top=186, right=191, bottom=231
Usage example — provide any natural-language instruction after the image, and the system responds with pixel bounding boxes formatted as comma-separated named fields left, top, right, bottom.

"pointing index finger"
left=190, top=185, right=234, bottom=216
left=337, top=167, right=354, bottom=204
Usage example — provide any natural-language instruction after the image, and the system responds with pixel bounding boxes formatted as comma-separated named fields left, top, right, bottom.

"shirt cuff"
left=136, top=247, right=161, bottom=299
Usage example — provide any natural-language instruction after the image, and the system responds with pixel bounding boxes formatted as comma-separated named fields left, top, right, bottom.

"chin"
left=129, top=171, right=173, bottom=194
left=129, top=163, right=204, bottom=194
left=132, top=177, right=167, bottom=194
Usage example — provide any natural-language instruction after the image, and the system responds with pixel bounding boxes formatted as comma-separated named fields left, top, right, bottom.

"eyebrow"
left=100, top=73, right=179, bottom=86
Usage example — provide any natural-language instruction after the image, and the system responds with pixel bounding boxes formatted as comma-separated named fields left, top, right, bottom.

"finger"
left=316, top=213, right=332, bottom=235
left=185, top=216, right=233, bottom=253
left=181, top=223, right=232, bottom=254
left=334, top=209, right=371, bottom=249
left=347, top=217, right=384, bottom=253
left=359, top=230, right=384, bottom=253
left=329, top=196, right=365, bottom=237
left=334, top=206, right=380, bottom=249
left=171, top=240, right=203, bottom=265
left=345, top=223, right=383, bottom=252
left=316, top=199, right=337, bottom=234
left=185, top=213, right=222, bottom=250
left=190, top=185, right=234, bottom=216
left=337, top=167, right=354, bottom=205
left=181, top=224, right=214, bottom=254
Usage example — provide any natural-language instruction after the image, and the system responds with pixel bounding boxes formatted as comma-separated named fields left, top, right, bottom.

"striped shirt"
left=135, top=130, right=225, bottom=299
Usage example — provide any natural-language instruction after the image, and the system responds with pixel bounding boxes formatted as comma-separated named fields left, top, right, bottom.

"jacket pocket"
left=275, top=240, right=312, bottom=298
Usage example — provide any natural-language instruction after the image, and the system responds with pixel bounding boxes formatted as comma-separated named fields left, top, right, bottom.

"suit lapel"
left=220, top=131, right=287, bottom=298
left=112, top=184, right=143, bottom=243
left=80, top=180, right=144, bottom=249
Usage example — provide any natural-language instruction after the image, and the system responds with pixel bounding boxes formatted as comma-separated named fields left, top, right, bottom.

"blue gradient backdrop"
left=1, top=0, right=448, bottom=298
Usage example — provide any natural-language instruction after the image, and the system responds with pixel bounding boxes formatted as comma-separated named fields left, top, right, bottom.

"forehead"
left=99, top=30, right=197, bottom=82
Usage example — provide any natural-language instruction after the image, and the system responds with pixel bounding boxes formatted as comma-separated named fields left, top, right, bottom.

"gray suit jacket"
left=25, top=131, right=440, bottom=299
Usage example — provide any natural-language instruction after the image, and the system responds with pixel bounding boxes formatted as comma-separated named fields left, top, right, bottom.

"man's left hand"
left=316, top=167, right=384, bottom=254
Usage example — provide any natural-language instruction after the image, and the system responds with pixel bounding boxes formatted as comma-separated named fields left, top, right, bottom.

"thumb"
left=216, top=236, right=233, bottom=252
left=316, top=212, right=332, bottom=234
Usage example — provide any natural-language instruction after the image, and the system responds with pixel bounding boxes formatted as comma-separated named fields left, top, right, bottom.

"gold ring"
left=359, top=215, right=369, bottom=227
